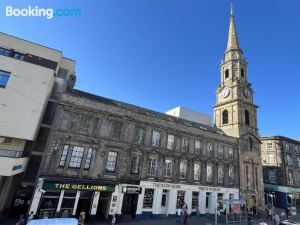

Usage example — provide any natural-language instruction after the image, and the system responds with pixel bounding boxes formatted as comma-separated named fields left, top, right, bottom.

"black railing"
left=0, top=149, right=23, bottom=158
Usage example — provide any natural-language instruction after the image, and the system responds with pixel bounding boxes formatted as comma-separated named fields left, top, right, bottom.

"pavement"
left=1, top=210, right=300, bottom=225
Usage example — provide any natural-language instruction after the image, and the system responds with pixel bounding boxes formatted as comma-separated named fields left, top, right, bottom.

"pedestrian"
left=267, top=207, right=273, bottom=221
left=42, top=212, right=48, bottom=219
left=176, top=205, right=182, bottom=223
left=15, top=214, right=25, bottom=225
left=61, top=209, right=69, bottom=218
left=285, top=207, right=290, bottom=219
left=111, top=214, right=116, bottom=225
left=274, top=213, right=280, bottom=225
left=27, top=211, right=34, bottom=223
left=182, top=202, right=188, bottom=225
left=79, top=209, right=86, bottom=225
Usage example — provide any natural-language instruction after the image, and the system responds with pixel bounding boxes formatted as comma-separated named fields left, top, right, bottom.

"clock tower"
left=214, top=6, right=264, bottom=208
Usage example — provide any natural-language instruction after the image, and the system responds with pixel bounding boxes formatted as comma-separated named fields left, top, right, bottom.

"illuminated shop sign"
left=122, top=186, right=142, bottom=194
left=43, top=181, right=115, bottom=192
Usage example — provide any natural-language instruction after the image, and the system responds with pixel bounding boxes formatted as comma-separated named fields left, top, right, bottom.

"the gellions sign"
left=43, top=181, right=115, bottom=192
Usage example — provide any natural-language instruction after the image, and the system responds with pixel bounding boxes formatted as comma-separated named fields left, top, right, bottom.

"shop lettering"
left=43, top=181, right=114, bottom=192
left=198, top=186, right=221, bottom=192
left=152, top=183, right=181, bottom=189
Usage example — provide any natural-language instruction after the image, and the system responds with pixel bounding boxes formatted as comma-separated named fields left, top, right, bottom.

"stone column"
left=199, top=191, right=206, bottom=214
left=72, top=191, right=80, bottom=215
left=56, top=190, right=65, bottom=212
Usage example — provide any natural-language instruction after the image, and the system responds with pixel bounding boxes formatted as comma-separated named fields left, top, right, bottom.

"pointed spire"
left=226, top=1, right=240, bottom=52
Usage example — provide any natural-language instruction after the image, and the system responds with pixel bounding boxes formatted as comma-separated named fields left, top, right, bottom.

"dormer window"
left=225, top=69, right=229, bottom=79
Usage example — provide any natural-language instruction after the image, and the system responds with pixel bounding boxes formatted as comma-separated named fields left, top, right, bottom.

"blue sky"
left=0, top=0, right=299, bottom=139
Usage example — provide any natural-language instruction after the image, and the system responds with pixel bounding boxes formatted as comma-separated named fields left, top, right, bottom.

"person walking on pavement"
left=182, top=202, right=188, bottom=225
left=79, top=209, right=86, bottom=225
left=267, top=207, right=273, bottom=221
left=274, top=213, right=280, bottom=225
left=176, top=205, right=182, bottom=223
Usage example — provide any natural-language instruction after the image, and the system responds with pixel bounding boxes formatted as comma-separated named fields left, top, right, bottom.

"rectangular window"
left=0, top=70, right=10, bottom=88
left=0, top=47, right=10, bottom=56
left=267, top=142, right=273, bottom=149
left=69, top=146, right=84, bottom=168
left=229, top=166, right=234, bottom=183
left=59, top=145, right=69, bottom=167
left=106, top=151, right=118, bottom=172
left=286, top=144, right=290, bottom=151
left=148, top=158, right=157, bottom=176
left=167, top=134, right=175, bottom=150
left=84, top=148, right=93, bottom=170
left=218, top=166, right=224, bottom=183
left=218, top=145, right=224, bottom=159
left=136, top=127, right=145, bottom=144
left=111, top=121, right=123, bottom=139
left=288, top=171, right=294, bottom=185
left=246, top=165, right=250, bottom=189
left=192, top=192, right=199, bottom=209
left=13, top=52, right=25, bottom=61
left=195, top=140, right=201, bottom=154
left=207, top=143, right=213, bottom=156
left=207, top=164, right=213, bottom=182
left=267, top=154, right=275, bottom=164
left=228, top=148, right=234, bottom=160
left=143, top=189, right=154, bottom=209
left=287, top=155, right=293, bottom=166
left=165, top=159, right=172, bottom=177
left=297, top=158, right=300, bottom=167
left=194, top=163, right=201, bottom=181
left=78, top=116, right=93, bottom=134
left=269, top=171, right=276, bottom=183
left=180, top=161, right=187, bottom=179
left=130, top=155, right=140, bottom=174
left=181, top=137, right=189, bottom=151
left=151, top=130, right=160, bottom=147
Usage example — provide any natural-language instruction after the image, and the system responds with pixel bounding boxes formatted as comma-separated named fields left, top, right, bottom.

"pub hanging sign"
left=43, top=181, right=115, bottom=192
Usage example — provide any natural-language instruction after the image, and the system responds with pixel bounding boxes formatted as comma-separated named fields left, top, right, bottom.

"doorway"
left=76, top=191, right=93, bottom=222
left=121, top=193, right=138, bottom=219
left=161, top=189, right=169, bottom=215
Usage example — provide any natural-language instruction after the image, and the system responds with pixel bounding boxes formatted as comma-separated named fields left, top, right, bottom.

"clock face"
left=221, top=87, right=230, bottom=98
left=243, top=89, right=250, bottom=97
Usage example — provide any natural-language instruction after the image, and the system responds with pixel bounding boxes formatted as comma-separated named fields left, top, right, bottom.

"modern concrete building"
left=261, top=136, right=300, bottom=208
left=0, top=32, right=76, bottom=218
left=27, top=6, right=264, bottom=222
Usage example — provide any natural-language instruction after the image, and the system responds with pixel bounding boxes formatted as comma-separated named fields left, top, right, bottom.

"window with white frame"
left=69, top=146, right=84, bottom=168
left=207, top=164, right=213, bottom=182
left=267, top=142, right=273, bottom=149
left=130, top=155, right=140, bottom=174
left=106, top=151, right=118, bottom=172
left=269, top=171, right=276, bottom=183
left=84, top=148, right=93, bottom=169
left=167, top=134, right=175, bottom=150
left=229, top=166, right=234, bottom=182
left=288, top=171, right=294, bottom=185
left=267, top=154, right=275, bottom=164
left=136, top=127, right=145, bottom=144
left=148, top=157, right=158, bottom=176
left=165, top=159, right=173, bottom=177
left=194, top=162, right=201, bottom=181
left=195, top=140, right=201, bottom=154
left=151, top=130, right=161, bottom=147
left=218, top=145, right=224, bottom=159
left=180, top=161, right=187, bottom=179
left=181, top=137, right=189, bottom=151
left=287, top=155, right=293, bottom=166
left=218, top=166, right=224, bottom=183
left=59, top=145, right=69, bottom=167
left=207, top=143, right=213, bottom=156
left=229, top=147, right=234, bottom=160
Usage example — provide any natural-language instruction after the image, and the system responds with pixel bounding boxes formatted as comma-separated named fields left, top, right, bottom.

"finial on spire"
left=230, top=0, right=234, bottom=16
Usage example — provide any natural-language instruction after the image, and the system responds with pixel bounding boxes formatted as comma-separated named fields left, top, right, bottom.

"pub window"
left=194, top=162, right=201, bottom=181
left=167, top=134, right=175, bottom=150
left=111, top=121, right=123, bottom=139
left=245, top=110, right=250, bottom=125
left=192, top=192, right=199, bottom=210
left=181, top=137, right=189, bottom=152
left=130, top=155, right=140, bottom=174
left=164, top=159, right=173, bottom=177
left=106, top=151, right=118, bottom=172
left=177, top=191, right=185, bottom=207
left=59, top=145, right=69, bottom=167
left=136, top=127, right=145, bottom=144
left=195, top=140, right=201, bottom=154
left=84, top=148, right=93, bottom=170
left=143, top=189, right=154, bottom=209
left=218, top=166, right=224, bottom=184
left=180, top=161, right=187, bottom=179
left=148, top=157, right=158, bottom=176
left=151, top=130, right=161, bottom=147
left=207, top=164, right=213, bottom=182
left=222, top=110, right=228, bottom=124
left=69, top=146, right=84, bottom=168
left=225, top=69, right=229, bottom=79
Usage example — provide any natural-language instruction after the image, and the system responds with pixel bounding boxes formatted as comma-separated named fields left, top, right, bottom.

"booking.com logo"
left=5, top=6, right=81, bottom=19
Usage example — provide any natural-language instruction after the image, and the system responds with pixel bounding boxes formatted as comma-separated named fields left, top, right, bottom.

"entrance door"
left=161, top=190, right=169, bottom=215
left=205, top=192, right=212, bottom=213
left=76, top=191, right=93, bottom=222
left=121, top=193, right=138, bottom=219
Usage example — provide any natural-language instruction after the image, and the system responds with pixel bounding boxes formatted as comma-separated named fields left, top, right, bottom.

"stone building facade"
left=261, top=136, right=300, bottom=208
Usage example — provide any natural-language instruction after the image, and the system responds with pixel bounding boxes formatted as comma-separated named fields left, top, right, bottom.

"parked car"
left=279, top=220, right=300, bottom=225
left=27, top=218, right=78, bottom=225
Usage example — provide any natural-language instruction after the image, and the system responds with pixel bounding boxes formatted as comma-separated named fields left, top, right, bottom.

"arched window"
left=241, top=68, right=245, bottom=77
left=225, top=69, right=229, bottom=79
left=222, top=110, right=228, bottom=124
left=245, top=110, right=250, bottom=125
left=248, top=137, right=253, bottom=151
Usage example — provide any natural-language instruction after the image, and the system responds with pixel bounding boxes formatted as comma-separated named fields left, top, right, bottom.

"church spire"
left=226, top=2, right=240, bottom=52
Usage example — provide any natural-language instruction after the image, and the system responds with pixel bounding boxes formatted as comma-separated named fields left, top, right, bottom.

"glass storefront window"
left=143, top=189, right=154, bottom=209
left=177, top=191, right=185, bottom=207
left=192, top=192, right=199, bottom=210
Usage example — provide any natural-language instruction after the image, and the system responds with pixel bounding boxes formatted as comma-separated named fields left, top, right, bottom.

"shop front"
left=29, top=178, right=115, bottom=221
